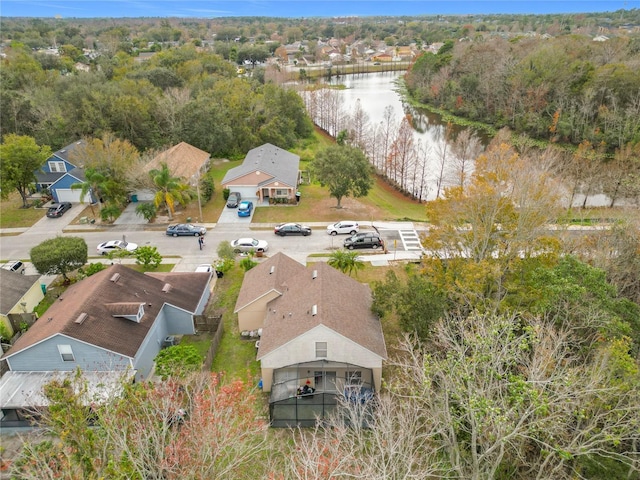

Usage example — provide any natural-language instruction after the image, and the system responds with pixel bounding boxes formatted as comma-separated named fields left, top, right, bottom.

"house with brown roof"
left=221, top=143, right=300, bottom=205
left=234, top=253, right=387, bottom=427
left=135, top=142, right=211, bottom=201
left=0, top=264, right=212, bottom=424
left=0, top=270, right=44, bottom=338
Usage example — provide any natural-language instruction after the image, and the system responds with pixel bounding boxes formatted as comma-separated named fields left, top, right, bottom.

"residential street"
left=0, top=203, right=424, bottom=277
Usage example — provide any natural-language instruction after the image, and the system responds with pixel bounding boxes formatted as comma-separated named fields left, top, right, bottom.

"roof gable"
left=221, top=143, right=299, bottom=189
left=256, top=261, right=387, bottom=359
left=234, top=252, right=306, bottom=313
left=3, top=265, right=209, bottom=359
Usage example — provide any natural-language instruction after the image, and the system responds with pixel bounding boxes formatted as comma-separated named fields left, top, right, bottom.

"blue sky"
left=1, top=1, right=638, bottom=18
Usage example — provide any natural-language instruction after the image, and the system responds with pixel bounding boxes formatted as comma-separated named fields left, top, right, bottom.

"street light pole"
left=195, top=172, right=203, bottom=223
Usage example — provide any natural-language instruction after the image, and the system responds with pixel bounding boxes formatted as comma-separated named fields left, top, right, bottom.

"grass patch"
left=180, top=332, right=215, bottom=358
left=210, top=265, right=261, bottom=382
left=126, top=263, right=174, bottom=273
left=0, top=193, right=46, bottom=228
left=360, top=177, right=428, bottom=222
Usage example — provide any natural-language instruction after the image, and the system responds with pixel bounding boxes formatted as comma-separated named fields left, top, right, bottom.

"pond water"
left=321, top=72, right=623, bottom=207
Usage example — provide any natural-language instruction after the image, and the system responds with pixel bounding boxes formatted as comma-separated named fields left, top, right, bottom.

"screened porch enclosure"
left=268, top=360, right=375, bottom=427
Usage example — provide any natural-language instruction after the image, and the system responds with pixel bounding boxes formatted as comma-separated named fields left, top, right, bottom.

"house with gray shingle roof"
left=234, top=253, right=387, bottom=427
left=0, top=264, right=212, bottom=425
left=221, top=143, right=300, bottom=205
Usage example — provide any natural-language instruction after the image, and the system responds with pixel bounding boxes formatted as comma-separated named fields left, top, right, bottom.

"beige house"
left=135, top=142, right=211, bottom=202
left=221, top=143, right=300, bottom=204
left=234, top=253, right=387, bottom=427
left=0, top=271, right=44, bottom=338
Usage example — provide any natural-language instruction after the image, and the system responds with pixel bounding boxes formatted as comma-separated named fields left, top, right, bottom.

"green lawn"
left=209, top=266, right=261, bottom=382
left=0, top=194, right=46, bottom=229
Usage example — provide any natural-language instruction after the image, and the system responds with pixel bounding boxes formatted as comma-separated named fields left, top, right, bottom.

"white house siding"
left=6, top=335, right=132, bottom=372
left=260, top=325, right=384, bottom=391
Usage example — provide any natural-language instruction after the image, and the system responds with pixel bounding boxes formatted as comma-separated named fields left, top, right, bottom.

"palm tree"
left=71, top=167, right=105, bottom=215
left=149, top=163, right=193, bottom=220
left=327, top=249, right=365, bottom=277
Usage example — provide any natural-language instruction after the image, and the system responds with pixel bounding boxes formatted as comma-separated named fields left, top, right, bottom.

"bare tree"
left=450, top=128, right=483, bottom=190
left=284, top=313, right=640, bottom=480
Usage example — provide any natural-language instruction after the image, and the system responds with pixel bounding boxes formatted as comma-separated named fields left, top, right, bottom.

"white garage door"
left=228, top=187, right=258, bottom=200
left=55, top=189, right=82, bottom=203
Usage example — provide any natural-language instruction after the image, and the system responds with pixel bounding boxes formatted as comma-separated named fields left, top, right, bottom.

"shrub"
left=135, top=202, right=157, bottom=221
left=154, top=344, right=203, bottom=380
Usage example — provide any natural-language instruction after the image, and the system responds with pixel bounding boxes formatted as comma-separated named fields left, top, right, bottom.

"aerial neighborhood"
left=0, top=8, right=639, bottom=479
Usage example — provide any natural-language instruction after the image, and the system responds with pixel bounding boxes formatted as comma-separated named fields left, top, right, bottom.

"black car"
left=46, top=202, right=73, bottom=218
left=226, top=191, right=241, bottom=208
left=274, top=222, right=312, bottom=236
left=343, top=232, right=384, bottom=250
left=166, top=223, right=207, bottom=237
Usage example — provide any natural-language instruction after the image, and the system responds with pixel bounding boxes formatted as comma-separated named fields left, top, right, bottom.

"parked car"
left=166, top=224, right=207, bottom=237
left=2, top=260, right=25, bottom=274
left=274, top=223, right=312, bottom=236
left=231, top=237, right=269, bottom=253
left=343, top=232, right=384, bottom=250
left=96, top=240, right=138, bottom=255
left=326, top=221, right=359, bottom=236
left=46, top=202, right=72, bottom=218
left=226, top=191, right=241, bottom=208
left=237, top=201, right=253, bottom=217
left=195, top=264, right=213, bottom=273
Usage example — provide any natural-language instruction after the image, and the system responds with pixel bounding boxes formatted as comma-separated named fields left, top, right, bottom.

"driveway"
left=114, top=201, right=148, bottom=226
left=217, top=198, right=258, bottom=224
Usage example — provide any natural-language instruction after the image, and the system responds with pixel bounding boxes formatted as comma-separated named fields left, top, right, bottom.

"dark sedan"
left=46, top=202, right=73, bottom=218
left=166, top=223, right=207, bottom=237
left=274, top=222, right=312, bottom=236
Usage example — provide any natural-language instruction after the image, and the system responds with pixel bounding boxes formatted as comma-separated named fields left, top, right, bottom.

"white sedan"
left=231, top=238, right=269, bottom=253
left=96, top=240, right=138, bottom=255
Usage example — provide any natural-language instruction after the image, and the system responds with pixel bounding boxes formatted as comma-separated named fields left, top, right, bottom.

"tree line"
left=0, top=42, right=314, bottom=156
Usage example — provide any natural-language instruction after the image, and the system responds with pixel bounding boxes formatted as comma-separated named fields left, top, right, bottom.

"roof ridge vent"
left=312, top=270, right=317, bottom=279
left=270, top=266, right=275, bottom=274
left=110, top=273, right=121, bottom=283
left=74, top=312, right=88, bottom=325
left=162, top=283, right=172, bottom=293
left=311, top=304, right=317, bottom=316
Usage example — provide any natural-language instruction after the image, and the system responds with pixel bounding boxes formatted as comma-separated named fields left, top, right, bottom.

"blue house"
left=0, top=264, right=213, bottom=425
left=34, top=140, right=96, bottom=204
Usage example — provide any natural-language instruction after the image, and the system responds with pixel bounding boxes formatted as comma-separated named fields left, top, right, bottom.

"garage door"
left=55, top=189, right=82, bottom=203
left=228, top=187, right=258, bottom=200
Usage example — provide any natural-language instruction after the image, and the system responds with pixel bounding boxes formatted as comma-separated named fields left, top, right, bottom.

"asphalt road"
left=0, top=207, right=419, bottom=273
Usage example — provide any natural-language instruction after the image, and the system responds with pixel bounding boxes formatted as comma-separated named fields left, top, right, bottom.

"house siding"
left=7, top=335, right=132, bottom=372
left=238, top=292, right=280, bottom=331
left=133, top=306, right=197, bottom=381
left=260, top=325, right=383, bottom=391
left=2, top=283, right=45, bottom=336
left=49, top=174, right=87, bottom=203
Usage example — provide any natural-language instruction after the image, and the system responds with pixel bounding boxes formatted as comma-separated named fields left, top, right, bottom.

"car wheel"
left=349, top=230, right=357, bottom=235
left=372, top=244, right=380, bottom=249
left=330, top=231, right=337, bottom=236
left=234, top=249, right=241, bottom=254
left=348, top=245, right=354, bottom=250
left=195, top=233, right=200, bottom=237
left=173, top=233, right=178, bottom=237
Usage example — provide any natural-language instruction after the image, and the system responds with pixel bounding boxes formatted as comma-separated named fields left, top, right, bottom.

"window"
left=48, top=161, right=66, bottom=173
left=58, top=344, right=75, bottom=362
left=345, top=371, right=362, bottom=385
left=315, top=342, right=327, bottom=358
left=275, top=189, right=288, bottom=197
